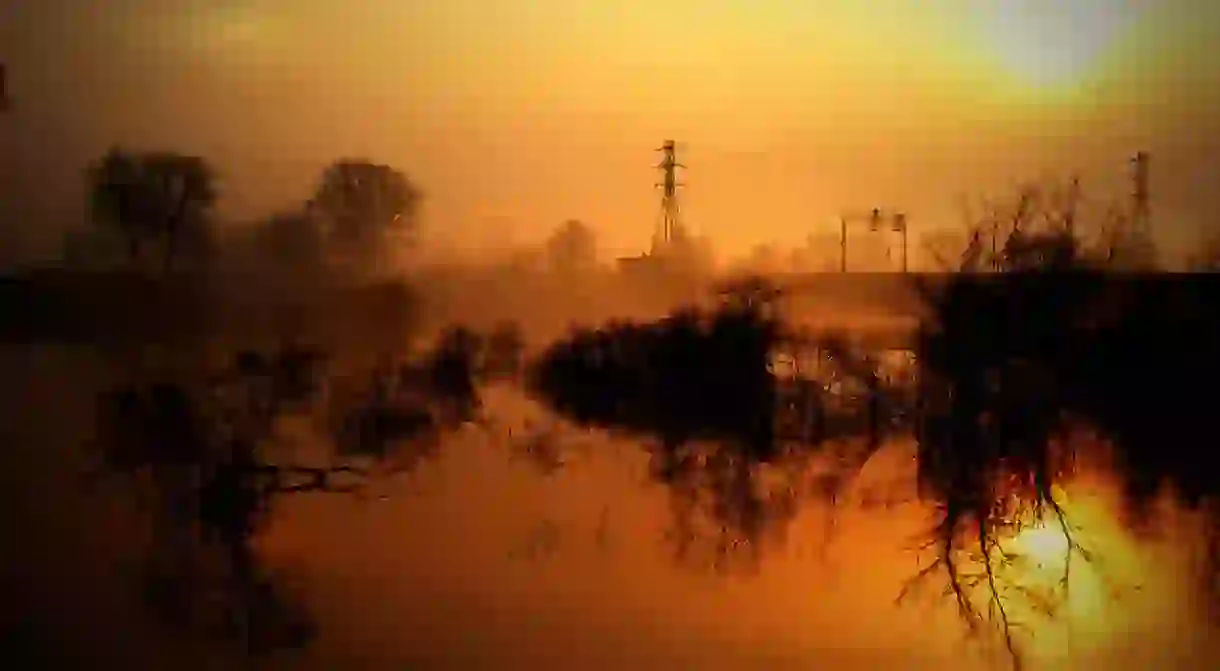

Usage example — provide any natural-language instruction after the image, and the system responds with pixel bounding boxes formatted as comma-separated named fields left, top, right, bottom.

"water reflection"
left=518, top=272, right=1220, bottom=668
left=86, top=330, right=493, bottom=658
left=18, top=271, right=1220, bottom=669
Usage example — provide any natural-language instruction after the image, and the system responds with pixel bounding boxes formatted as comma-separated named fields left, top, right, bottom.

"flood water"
left=4, top=343, right=1218, bottom=670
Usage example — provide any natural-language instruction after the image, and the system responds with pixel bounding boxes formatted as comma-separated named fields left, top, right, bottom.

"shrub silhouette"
left=529, top=299, right=779, bottom=457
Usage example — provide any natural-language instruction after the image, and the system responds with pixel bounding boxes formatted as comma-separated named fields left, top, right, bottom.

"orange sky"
left=2, top=0, right=1218, bottom=265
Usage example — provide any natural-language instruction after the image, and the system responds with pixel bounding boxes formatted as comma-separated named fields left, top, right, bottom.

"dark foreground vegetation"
left=526, top=233, right=1220, bottom=667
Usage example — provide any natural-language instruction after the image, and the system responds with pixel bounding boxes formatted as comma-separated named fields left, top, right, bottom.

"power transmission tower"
left=651, top=140, right=686, bottom=256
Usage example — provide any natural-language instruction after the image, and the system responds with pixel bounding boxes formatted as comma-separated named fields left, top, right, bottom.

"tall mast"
left=652, top=140, right=686, bottom=256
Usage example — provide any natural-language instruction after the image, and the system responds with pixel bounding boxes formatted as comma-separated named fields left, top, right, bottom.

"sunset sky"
left=2, top=0, right=1217, bottom=265
left=6, top=5, right=1220, bottom=666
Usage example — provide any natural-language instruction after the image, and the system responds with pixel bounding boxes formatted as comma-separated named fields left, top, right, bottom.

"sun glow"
left=1008, top=517, right=1073, bottom=574
left=989, top=497, right=1115, bottom=627
left=975, top=0, right=1150, bottom=94
left=969, top=475, right=1189, bottom=666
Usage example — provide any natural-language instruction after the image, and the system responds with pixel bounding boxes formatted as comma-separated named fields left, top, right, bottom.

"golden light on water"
left=960, top=468, right=1207, bottom=668
left=995, top=496, right=1115, bottom=628
left=1009, top=521, right=1072, bottom=570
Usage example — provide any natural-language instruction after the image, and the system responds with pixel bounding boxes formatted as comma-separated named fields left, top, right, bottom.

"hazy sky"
left=2, top=0, right=1217, bottom=264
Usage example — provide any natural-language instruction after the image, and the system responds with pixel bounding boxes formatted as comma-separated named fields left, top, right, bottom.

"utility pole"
left=894, top=212, right=909, bottom=273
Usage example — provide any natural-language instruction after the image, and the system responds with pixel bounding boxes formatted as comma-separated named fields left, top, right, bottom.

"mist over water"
left=4, top=331, right=1217, bottom=670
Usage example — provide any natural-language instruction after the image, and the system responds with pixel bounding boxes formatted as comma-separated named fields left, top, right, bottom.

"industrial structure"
left=650, top=139, right=687, bottom=255
left=615, top=143, right=1158, bottom=275
left=618, top=139, right=692, bottom=275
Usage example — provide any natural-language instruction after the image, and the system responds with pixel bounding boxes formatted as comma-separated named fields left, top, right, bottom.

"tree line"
left=64, top=147, right=624, bottom=282
left=70, top=149, right=420, bottom=279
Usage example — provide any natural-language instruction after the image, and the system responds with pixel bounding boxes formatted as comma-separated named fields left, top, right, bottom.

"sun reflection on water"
left=966, top=470, right=1208, bottom=669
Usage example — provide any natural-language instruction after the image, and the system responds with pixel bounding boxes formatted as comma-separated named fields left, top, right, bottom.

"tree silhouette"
left=545, top=219, right=597, bottom=275
left=309, top=159, right=421, bottom=274
left=86, top=147, right=217, bottom=271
